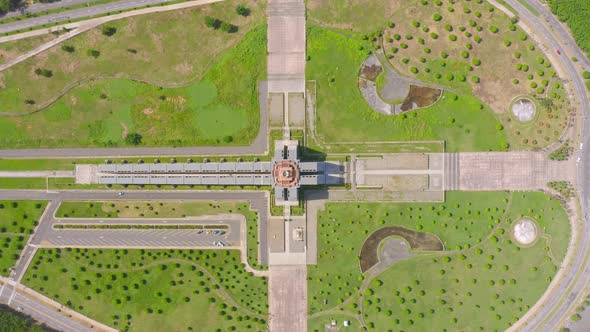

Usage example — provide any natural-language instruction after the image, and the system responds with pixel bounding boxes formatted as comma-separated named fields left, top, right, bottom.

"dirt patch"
left=174, top=62, right=194, bottom=75
left=400, top=85, right=442, bottom=112
left=0, top=73, right=5, bottom=89
left=142, top=108, right=154, bottom=115
left=120, top=122, right=129, bottom=139
left=359, top=54, right=382, bottom=81
left=359, top=226, right=443, bottom=273
left=70, top=95, right=78, bottom=106
left=149, top=32, right=164, bottom=53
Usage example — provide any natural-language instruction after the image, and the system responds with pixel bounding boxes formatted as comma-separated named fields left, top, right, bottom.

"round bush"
left=433, top=13, right=442, bottom=21
left=412, top=20, right=420, bottom=28
left=471, top=76, right=480, bottom=83
left=472, top=58, right=481, bottom=66
left=430, top=32, right=439, bottom=39
left=490, top=26, right=499, bottom=33
left=504, top=39, right=511, bottom=47
left=444, top=24, right=453, bottom=32
left=461, top=51, right=469, bottom=58
left=449, top=34, right=457, bottom=41
left=410, top=66, right=419, bottom=74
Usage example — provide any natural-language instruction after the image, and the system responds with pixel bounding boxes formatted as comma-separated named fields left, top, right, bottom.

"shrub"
left=461, top=51, right=469, bottom=58
left=472, top=58, right=481, bottom=66
left=508, top=23, right=516, bottom=31
left=490, top=26, right=499, bottom=33
left=463, top=6, right=471, bottom=13
left=471, top=76, right=480, bottom=83
left=433, top=13, right=442, bottom=21
left=447, top=6, right=454, bottom=12
left=446, top=73, right=454, bottom=81
left=430, top=32, right=438, bottom=39
left=444, top=24, right=453, bottom=32
left=410, top=66, right=419, bottom=74
left=583, top=71, right=590, bottom=79
left=512, top=79, right=519, bottom=84
left=87, top=49, right=100, bottom=58
left=531, top=82, right=538, bottom=88
left=101, top=26, right=117, bottom=36
left=440, top=52, right=448, bottom=58
left=418, top=37, right=425, bottom=45
left=220, top=22, right=237, bottom=33
left=465, top=31, right=472, bottom=37
left=393, top=34, right=401, bottom=40
left=474, top=35, right=482, bottom=43
left=529, top=44, right=535, bottom=51
left=449, top=34, right=457, bottom=41
left=34, top=68, right=53, bottom=78
left=405, top=34, right=413, bottom=40
left=204, top=16, right=219, bottom=29
left=514, top=52, right=521, bottom=59
left=504, top=39, right=511, bottom=47
left=387, top=21, right=395, bottom=28
left=402, top=58, right=410, bottom=64
left=235, top=5, right=249, bottom=16
left=400, top=43, right=408, bottom=49
left=125, top=133, right=142, bottom=145
left=61, top=45, right=75, bottom=53
left=469, top=19, right=476, bottom=27
left=412, top=20, right=420, bottom=28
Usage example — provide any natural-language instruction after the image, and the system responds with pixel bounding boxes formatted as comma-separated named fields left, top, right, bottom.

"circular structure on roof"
left=511, top=97, right=536, bottom=122
left=513, top=218, right=538, bottom=246
left=273, top=161, right=300, bottom=187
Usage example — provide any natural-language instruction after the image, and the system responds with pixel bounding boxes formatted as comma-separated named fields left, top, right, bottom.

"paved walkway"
left=268, top=265, right=307, bottom=332
left=445, top=152, right=573, bottom=191
left=267, top=0, right=305, bottom=93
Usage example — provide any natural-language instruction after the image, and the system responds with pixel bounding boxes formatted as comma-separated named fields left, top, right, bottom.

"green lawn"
left=0, top=201, right=47, bottom=276
left=23, top=249, right=268, bottom=331
left=0, top=24, right=266, bottom=148
left=308, top=191, right=570, bottom=332
left=548, top=0, right=590, bottom=58
left=55, top=201, right=264, bottom=269
left=307, top=26, right=508, bottom=152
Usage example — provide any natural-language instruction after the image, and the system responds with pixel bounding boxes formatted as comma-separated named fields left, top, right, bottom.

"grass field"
left=24, top=249, right=268, bottom=331
left=548, top=0, right=590, bottom=58
left=307, top=26, right=508, bottom=152
left=0, top=1, right=266, bottom=148
left=55, top=201, right=264, bottom=269
left=0, top=33, right=56, bottom=65
left=0, top=201, right=47, bottom=276
left=308, top=191, right=570, bottom=332
left=307, top=0, right=568, bottom=151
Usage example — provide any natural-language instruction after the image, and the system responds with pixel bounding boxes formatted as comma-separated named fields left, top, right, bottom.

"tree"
left=220, top=22, right=237, bottom=33
left=235, top=5, right=249, bottom=16
left=34, top=68, right=52, bottom=78
left=101, top=26, right=117, bottom=36
left=125, top=132, right=142, bottom=145
left=87, top=49, right=100, bottom=58
left=205, top=16, right=220, bottom=29
left=61, top=45, right=75, bottom=53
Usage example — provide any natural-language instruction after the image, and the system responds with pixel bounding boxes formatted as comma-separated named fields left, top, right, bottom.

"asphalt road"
left=0, top=0, right=176, bottom=34
left=502, top=0, right=590, bottom=331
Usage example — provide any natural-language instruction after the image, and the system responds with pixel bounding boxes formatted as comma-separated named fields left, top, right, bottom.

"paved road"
left=0, top=0, right=177, bottom=34
left=500, top=1, right=590, bottom=331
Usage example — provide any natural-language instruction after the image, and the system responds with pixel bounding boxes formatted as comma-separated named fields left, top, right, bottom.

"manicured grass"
left=23, top=249, right=268, bottom=331
left=55, top=201, right=264, bottom=269
left=0, top=178, right=48, bottom=189
left=548, top=0, right=590, bottom=58
left=0, top=22, right=266, bottom=148
left=308, top=191, right=570, bottom=331
left=307, top=26, right=508, bottom=152
left=0, top=201, right=47, bottom=276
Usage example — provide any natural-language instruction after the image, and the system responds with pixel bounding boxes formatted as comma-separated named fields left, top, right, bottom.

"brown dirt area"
left=359, top=225, right=443, bottom=272
left=400, top=85, right=442, bottom=111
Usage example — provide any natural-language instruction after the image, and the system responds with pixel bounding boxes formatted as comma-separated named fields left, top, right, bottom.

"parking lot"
left=39, top=217, right=241, bottom=249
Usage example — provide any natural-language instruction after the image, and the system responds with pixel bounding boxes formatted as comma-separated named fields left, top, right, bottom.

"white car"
left=580, top=143, right=584, bottom=150
left=118, top=192, right=125, bottom=196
